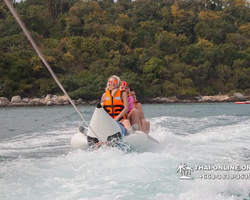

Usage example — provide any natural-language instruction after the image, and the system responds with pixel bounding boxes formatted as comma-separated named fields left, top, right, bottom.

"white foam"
left=1, top=113, right=250, bottom=199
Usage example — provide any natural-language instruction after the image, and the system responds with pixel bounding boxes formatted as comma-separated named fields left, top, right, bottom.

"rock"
left=11, top=95, right=22, bottom=103
left=89, top=100, right=98, bottom=105
left=201, top=96, right=213, bottom=101
left=182, top=100, right=192, bottom=103
left=46, top=101, right=54, bottom=106
left=148, top=97, right=170, bottom=103
left=153, top=97, right=161, bottom=103
left=161, top=97, right=170, bottom=103
left=22, top=98, right=30, bottom=103
left=57, top=95, right=68, bottom=102
left=30, top=98, right=44, bottom=105
left=82, top=101, right=88, bottom=105
left=201, top=95, right=230, bottom=102
left=194, top=96, right=202, bottom=100
left=0, top=97, right=9, bottom=106
left=76, top=98, right=83, bottom=104
left=44, top=94, right=52, bottom=103
left=217, top=95, right=230, bottom=102
left=233, top=93, right=248, bottom=101
left=148, top=97, right=160, bottom=103
left=49, top=95, right=61, bottom=105
left=56, top=95, right=69, bottom=104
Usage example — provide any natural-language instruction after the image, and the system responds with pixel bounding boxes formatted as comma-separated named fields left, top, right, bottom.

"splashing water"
left=1, top=103, right=250, bottom=200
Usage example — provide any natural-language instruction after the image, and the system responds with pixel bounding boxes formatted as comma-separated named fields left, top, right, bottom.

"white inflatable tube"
left=70, top=132, right=88, bottom=150
left=71, top=103, right=160, bottom=152
left=71, top=103, right=122, bottom=150
left=87, top=103, right=121, bottom=142
left=123, top=131, right=159, bottom=152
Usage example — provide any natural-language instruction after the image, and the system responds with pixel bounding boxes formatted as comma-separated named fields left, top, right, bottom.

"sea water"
left=1, top=103, right=250, bottom=200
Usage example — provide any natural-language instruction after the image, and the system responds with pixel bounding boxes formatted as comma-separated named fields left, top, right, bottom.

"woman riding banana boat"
left=73, top=75, right=159, bottom=150
left=100, top=75, right=139, bottom=136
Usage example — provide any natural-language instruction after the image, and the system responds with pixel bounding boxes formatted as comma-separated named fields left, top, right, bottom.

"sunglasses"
left=109, top=80, right=117, bottom=84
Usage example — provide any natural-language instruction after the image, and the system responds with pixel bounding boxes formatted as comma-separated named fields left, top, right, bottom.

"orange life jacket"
left=134, top=100, right=140, bottom=108
left=103, top=90, right=126, bottom=120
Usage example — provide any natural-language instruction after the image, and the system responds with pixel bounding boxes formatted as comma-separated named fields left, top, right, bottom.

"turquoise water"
left=1, top=103, right=250, bottom=199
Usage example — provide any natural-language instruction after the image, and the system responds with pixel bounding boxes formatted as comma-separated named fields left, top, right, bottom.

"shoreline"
left=0, top=93, right=249, bottom=107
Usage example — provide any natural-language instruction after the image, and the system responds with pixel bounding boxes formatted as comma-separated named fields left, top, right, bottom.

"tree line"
left=1, top=0, right=250, bottom=101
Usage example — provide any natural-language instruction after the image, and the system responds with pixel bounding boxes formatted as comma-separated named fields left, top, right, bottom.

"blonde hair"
left=106, top=75, right=121, bottom=96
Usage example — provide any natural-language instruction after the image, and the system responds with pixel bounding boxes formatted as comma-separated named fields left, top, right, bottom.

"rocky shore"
left=147, top=93, right=249, bottom=103
left=0, top=93, right=249, bottom=107
left=0, top=94, right=101, bottom=107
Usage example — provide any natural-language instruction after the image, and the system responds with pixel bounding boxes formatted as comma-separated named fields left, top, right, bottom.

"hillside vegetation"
left=1, top=0, right=250, bottom=101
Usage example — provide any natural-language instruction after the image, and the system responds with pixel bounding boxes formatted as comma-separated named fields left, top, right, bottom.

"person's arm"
left=134, top=94, right=137, bottom=101
left=114, top=91, right=129, bottom=121
left=100, top=93, right=105, bottom=106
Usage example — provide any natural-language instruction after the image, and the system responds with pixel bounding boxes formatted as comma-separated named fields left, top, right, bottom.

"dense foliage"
left=1, top=0, right=250, bottom=101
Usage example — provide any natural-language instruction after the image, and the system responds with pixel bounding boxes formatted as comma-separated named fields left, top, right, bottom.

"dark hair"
left=130, top=88, right=134, bottom=92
